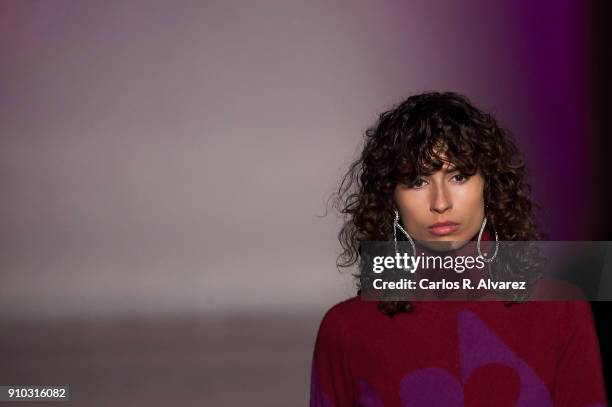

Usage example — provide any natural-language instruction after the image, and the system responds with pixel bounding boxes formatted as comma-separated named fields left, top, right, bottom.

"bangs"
left=393, top=133, right=479, bottom=185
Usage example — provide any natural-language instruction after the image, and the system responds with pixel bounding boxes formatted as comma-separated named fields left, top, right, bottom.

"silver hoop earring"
left=477, top=216, right=499, bottom=262
left=394, top=209, right=416, bottom=258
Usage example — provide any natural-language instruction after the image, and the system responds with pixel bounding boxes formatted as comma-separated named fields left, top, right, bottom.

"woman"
left=310, top=92, right=608, bottom=406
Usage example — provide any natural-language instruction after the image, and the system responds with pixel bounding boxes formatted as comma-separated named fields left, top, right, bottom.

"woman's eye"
left=452, top=173, right=469, bottom=183
left=411, top=179, right=427, bottom=188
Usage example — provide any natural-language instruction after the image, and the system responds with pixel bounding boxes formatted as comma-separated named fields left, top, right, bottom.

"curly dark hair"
left=331, top=91, right=545, bottom=316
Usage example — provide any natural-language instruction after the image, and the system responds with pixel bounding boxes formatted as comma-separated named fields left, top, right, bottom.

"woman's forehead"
left=415, top=154, right=478, bottom=176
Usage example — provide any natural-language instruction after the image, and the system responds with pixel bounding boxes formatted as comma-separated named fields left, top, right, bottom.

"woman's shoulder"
left=321, top=295, right=373, bottom=319
left=531, top=276, right=589, bottom=300
left=316, top=296, right=378, bottom=332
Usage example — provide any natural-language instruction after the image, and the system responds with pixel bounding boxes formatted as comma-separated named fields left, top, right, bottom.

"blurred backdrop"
left=0, top=0, right=609, bottom=405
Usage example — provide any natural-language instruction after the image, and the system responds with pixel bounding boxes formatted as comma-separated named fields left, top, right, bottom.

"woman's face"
left=393, top=160, right=485, bottom=250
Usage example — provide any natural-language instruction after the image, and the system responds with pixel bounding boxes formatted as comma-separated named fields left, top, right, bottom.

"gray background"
left=1, top=0, right=574, bottom=320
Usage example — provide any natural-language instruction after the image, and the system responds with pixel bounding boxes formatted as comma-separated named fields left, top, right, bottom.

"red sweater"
left=310, top=297, right=608, bottom=406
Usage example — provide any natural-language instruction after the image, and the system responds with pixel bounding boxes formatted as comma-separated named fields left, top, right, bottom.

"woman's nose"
left=430, top=184, right=452, bottom=213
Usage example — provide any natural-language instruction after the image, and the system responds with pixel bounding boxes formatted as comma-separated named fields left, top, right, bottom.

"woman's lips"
left=428, top=222, right=459, bottom=236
